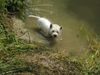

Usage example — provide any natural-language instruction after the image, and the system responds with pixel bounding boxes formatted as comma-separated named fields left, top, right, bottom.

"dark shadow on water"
left=67, top=0, right=100, bottom=36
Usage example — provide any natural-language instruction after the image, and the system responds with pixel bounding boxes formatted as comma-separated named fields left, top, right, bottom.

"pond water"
left=25, top=0, right=100, bottom=56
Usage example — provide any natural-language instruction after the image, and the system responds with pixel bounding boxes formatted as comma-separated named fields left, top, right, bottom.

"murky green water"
left=25, top=0, right=100, bottom=56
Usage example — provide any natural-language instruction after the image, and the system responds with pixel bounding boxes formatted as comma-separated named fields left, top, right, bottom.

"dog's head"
left=49, top=24, right=62, bottom=38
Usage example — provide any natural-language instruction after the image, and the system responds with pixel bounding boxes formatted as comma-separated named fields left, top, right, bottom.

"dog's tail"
left=28, top=15, right=40, bottom=19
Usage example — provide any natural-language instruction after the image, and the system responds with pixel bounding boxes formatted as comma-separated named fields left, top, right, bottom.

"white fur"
left=28, top=15, right=62, bottom=38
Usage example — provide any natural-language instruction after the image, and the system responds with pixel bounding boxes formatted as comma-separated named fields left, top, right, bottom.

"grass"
left=0, top=0, right=100, bottom=75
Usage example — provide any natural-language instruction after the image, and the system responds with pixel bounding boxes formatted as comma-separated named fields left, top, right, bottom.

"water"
left=25, top=0, right=100, bottom=56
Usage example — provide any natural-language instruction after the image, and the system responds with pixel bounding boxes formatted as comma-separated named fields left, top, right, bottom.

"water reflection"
left=67, top=0, right=100, bottom=36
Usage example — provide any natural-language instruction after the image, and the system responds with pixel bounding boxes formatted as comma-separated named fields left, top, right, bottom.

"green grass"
left=0, top=0, right=100, bottom=75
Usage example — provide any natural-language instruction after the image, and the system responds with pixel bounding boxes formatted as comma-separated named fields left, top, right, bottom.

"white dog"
left=28, top=15, right=62, bottom=38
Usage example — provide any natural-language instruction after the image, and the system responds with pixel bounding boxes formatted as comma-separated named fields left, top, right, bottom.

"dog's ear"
left=50, top=24, right=52, bottom=29
left=60, top=26, right=62, bottom=30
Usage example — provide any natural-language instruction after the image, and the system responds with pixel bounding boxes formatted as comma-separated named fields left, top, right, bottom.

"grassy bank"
left=0, top=0, right=100, bottom=75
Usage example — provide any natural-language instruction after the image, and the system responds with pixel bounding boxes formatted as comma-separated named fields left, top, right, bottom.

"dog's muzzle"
left=52, top=33, right=58, bottom=38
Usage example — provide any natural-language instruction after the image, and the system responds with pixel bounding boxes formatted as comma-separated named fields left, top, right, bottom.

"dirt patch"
left=12, top=17, right=35, bottom=43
